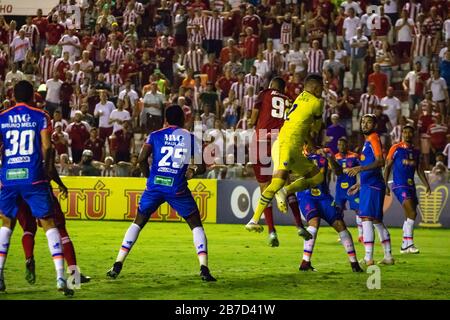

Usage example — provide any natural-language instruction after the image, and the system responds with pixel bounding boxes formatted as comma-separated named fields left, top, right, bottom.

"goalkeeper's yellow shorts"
left=271, top=138, right=315, bottom=176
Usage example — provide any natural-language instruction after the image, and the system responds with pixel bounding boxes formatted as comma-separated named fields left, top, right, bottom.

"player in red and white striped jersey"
left=38, top=48, right=56, bottom=84
left=245, top=66, right=263, bottom=93
left=21, top=17, right=40, bottom=50
left=359, top=83, right=380, bottom=117
left=306, top=40, right=325, bottom=74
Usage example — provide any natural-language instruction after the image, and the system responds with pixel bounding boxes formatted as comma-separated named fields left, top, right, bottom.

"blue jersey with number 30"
left=146, top=126, right=200, bottom=193
left=0, top=104, right=51, bottom=186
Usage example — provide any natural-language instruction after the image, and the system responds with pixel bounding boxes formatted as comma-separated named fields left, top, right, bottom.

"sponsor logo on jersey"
left=154, top=175, right=174, bottom=187
left=7, top=156, right=31, bottom=164
left=5, top=168, right=29, bottom=180
left=340, top=182, right=349, bottom=189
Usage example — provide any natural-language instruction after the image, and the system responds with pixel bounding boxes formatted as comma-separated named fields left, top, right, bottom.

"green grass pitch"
left=0, top=220, right=449, bottom=300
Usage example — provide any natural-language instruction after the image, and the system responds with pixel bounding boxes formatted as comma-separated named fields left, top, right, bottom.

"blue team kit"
left=138, top=125, right=201, bottom=218
left=334, top=152, right=360, bottom=211
left=0, top=104, right=54, bottom=219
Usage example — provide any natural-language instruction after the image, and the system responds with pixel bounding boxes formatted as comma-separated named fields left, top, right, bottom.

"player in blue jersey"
left=346, top=114, right=394, bottom=267
left=106, top=105, right=216, bottom=282
left=384, top=125, right=431, bottom=254
left=296, top=147, right=363, bottom=273
left=0, top=80, right=73, bottom=295
left=333, top=137, right=363, bottom=243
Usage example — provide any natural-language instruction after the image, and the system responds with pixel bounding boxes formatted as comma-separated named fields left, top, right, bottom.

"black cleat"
left=106, top=262, right=123, bottom=279
left=200, top=265, right=217, bottom=282
left=80, top=273, right=91, bottom=283
left=299, top=260, right=317, bottom=272
left=351, top=261, right=364, bottom=273
left=25, top=258, right=36, bottom=285
left=0, top=277, right=5, bottom=292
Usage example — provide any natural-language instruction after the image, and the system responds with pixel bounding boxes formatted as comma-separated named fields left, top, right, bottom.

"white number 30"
left=5, top=129, right=35, bottom=157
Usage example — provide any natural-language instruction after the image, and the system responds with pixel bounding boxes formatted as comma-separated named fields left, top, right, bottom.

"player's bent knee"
left=185, top=211, right=203, bottom=230
left=332, top=220, right=346, bottom=232
left=134, top=212, right=150, bottom=229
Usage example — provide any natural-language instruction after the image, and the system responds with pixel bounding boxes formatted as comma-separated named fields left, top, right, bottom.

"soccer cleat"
left=106, top=261, right=123, bottom=279
left=0, top=277, right=5, bottom=292
left=200, top=265, right=217, bottom=282
left=267, top=232, right=279, bottom=247
left=57, top=278, right=74, bottom=296
left=274, top=188, right=288, bottom=214
left=378, top=257, right=395, bottom=265
left=80, top=273, right=91, bottom=283
left=25, top=257, right=36, bottom=285
left=351, top=261, right=364, bottom=273
left=245, top=221, right=264, bottom=233
left=400, top=245, right=420, bottom=254
left=358, top=259, right=375, bottom=269
left=297, top=226, right=313, bottom=240
left=299, top=260, right=317, bottom=272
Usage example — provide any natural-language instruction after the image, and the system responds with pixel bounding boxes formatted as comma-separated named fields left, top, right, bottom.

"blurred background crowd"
left=1, top=0, right=450, bottom=181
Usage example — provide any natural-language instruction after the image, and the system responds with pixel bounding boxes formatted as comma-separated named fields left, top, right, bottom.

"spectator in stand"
left=109, top=99, right=131, bottom=133
left=428, top=113, right=450, bottom=164
left=325, top=114, right=347, bottom=154
left=84, top=127, right=105, bottom=162
left=381, top=86, right=402, bottom=128
left=335, top=87, right=355, bottom=136
left=403, top=61, right=429, bottom=113
left=342, top=7, right=360, bottom=55
left=51, top=122, right=70, bottom=157
left=430, top=152, right=448, bottom=183
left=442, top=136, right=450, bottom=172
left=220, top=38, right=241, bottom=66
left=113, top=121, right=135, bottom=162
left=368, top=63, right=388, bottom=98
left=58, top=25, right=81, bottom=63
left=306, top=39, right=325, bottom=75
left=374, top=104, right=393, bottom=150
left=201, top=104, right=216, bottom=130
left=60, top=71, right=75, bottom=120
left=45, top=71, right=63, bottom=117
left=66, top=110, right=91, bottom=163
left=427, top=67, right=449, bottom=117
left=200, top=81, right=221, bottom=116
left=418, top=101, right=434, bottom=169
left=395, top=9, right=415, bottom=64
left=222, top=89, right=240, bottom=128
left=202, top=53, right=222, bottom=84
left=243, top=27, right=260, bottom=73
left=350, top=27, right=368, bottom=90
left=375, top=41, right=395, bottom=86
left=10, top=29, right=31, bottom=68
left=101, top=156, right=117, bottom=177
left=94, top=90, right=116, bottom=142
left=79, top=149, right=101, bottom=176
left=5, top=64, right=24, bottom=84
left=80, top=103, right=95, bottom=128
left=141, top=81, right=166, bottom=132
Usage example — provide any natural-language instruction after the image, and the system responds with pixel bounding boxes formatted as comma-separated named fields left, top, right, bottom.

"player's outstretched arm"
left=138, top=143, right=152, bottom=178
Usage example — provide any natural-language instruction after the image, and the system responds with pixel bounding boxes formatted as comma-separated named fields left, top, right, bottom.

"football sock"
left=374, top=223, right=392, bottom=259
left=287, top=194, right=303, bottom=227
left=362, top=221, right=374, bottom=262
left=250, top=177, right=285, bottom=223
left=193, top=227, right=208, bottom=267
left=45, top=228, right=65, bottom=280
left=59, top=227, right=77, bottom=268
left=0, top=227, right=12, bottom=278
left=355, top=215, right=363, bottom=239
left=339, top=230, right=357, bottom=263
left=116, top=223, right=141, bottom=263
left=22, top=231, right=35, bottom=260
left=402, top=218, right=415, bottom=248
left=263, top=206, right=275, bottom=233
left=284, top=171, right=324, bottom=195
left=302, top=226, right=317, bottom=262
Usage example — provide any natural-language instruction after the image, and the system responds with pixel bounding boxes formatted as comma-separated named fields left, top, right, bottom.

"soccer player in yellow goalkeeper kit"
left=246, top=74, right=326, bottom=232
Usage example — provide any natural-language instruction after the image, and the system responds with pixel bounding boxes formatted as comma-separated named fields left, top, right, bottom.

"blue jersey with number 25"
left=0, top=104, right=51, bottom=186
left=146, top=125, right=200, bottom=193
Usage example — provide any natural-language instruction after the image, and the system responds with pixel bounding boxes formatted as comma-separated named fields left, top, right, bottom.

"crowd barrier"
left=54, top=177, right=450, bottom=228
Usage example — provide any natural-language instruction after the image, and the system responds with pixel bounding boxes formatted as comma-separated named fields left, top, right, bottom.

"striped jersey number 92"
left=5, top=129, right=35, bottom=156
left=271, top=96, right=291, bottom=120
left=158, top=146, right=188, bottom=169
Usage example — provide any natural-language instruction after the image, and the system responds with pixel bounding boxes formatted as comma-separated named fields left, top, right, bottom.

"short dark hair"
left=338, top=137, right=348, bottom=143
left=270, top=77, right=286, bottom=91
left=304, top=74, right=324, bottom=86
left=403, top=124, right=415, bottom=132
left=165, top=104, right=185, bottom=127
left=14, top=80, right=34, bottom=104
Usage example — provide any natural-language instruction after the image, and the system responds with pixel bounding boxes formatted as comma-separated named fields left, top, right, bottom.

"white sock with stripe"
left=402, top=218, right=415, bottom=248
left=339, top=229, right=357, bottom=263
left=374, top=223, right=392, bottom=259
left=0, top=227, right=12, bottom=278
left=355, top=215, right=363, bottom=239
left=116, top=223, right=141, bottom=263
left=362, top=221, right=374, bottom=262
left=46, top=228, right=65, bottom=280
left=302, top=226, right=317, bottom=262
left=193, top=227, right=208, bottom=267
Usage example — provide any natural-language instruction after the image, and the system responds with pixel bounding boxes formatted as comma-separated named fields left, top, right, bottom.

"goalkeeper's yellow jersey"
left=278, top=90, right=323, bottom=146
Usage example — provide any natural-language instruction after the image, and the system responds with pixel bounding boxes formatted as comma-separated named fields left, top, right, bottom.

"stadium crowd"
left=1, top=0, right=450, bottom=180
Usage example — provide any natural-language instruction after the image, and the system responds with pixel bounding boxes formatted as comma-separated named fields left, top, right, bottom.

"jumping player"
left=0, top=80, right=73, bottom=295
left=384, top=125, right=431, bottom=254
left=296, top=147, right=363, bottom=272
left=246, top=74, right=326, bottom=232
left=346, top=114, right=394, bottom=267
left=107, top=105, right=216, bottom=282
left=248, top=76, right=312, bottom=246
left=17, top=147, right=91, bottom=285
left=333, top=137, right=363, bottom=243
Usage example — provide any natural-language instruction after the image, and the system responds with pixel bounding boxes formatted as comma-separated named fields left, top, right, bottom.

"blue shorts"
left=138, top=187, right=199, bottom=218
left=335, top=187, right=360, bottom=211
left=298, top=195, right=343, bottom=226
left=358, top=185, right=385, bottom=221
left=392, top=186, right=418, bottom=206
left=0, top=183, right=54, bottom=219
